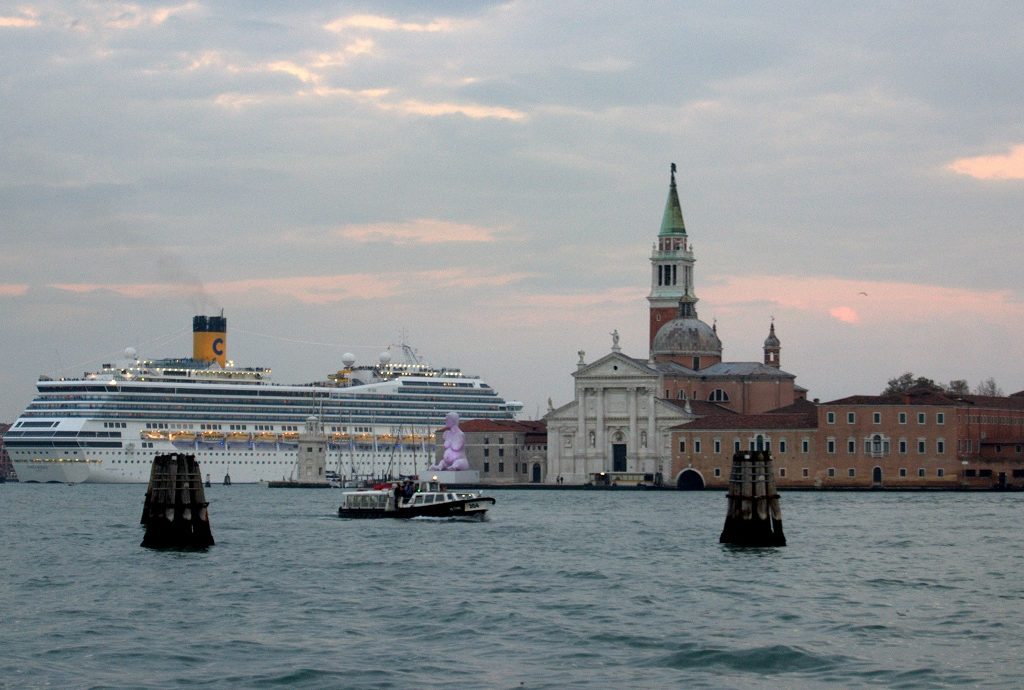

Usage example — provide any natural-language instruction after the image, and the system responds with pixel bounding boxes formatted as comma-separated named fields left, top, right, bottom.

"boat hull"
left=338, top=496, right=495, bottom=519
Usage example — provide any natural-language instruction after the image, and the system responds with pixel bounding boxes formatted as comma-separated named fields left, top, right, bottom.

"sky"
left=1, top=1, right=1023, bottom=422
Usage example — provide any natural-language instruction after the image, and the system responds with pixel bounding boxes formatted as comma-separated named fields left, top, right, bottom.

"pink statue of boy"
left=430, top=411, right=470, bottom=471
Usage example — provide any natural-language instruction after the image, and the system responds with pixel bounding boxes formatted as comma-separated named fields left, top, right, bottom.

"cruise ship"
left=4, top=315, right=523, bottom=483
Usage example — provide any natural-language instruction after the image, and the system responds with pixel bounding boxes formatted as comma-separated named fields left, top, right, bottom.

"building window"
left=936, top=439, right=945, bottom=454
left=918, top=413, right=926, bottom=424
left=802, top=468, right=809, bottom=478
left=827, top=438, right=836, bottom=454
left=779, top=467, right=786, bottom=477
left=484, top=448, right=489, bottom=457
left=899, top=412, right=907, bottom=424
left=917, top=439, right=926, bottom=454
left=848, top=468, right=856, bottom=477
left=847, top=412, right=856, bottom=424
left=713, top=467, right=721, bottom=477
left=694, top=439, right=702, bottom=453
left=498, top=448, right=504, bottom=457
left=828, top=468, right=836, bottom=478
left=483, top=462, right=490, bottom=473
left=779, top=440, right=787, bottom=453
left=899, top=439, right=907, bottom=454
left=899, top=468, right=907, bottom=477
left=847, top=439, right=856, bottom=454
left=827, top=411, right=835, bottom=424
left=498, top=462, right=505, bottom=473
left=714, top=439, right=721, bottom=454
left=873, top=412, right=881, bottom=424
left=937, top=468, right=944, bottom=478
left=802, top=439, right=810, bottom=453
left=918, top=468, right=925, bottom=477
left=678, top=439, right=686, bottom=453
left=936, top=412, right=945, bottom=425
left=708, top=389, right=730, bottom=402
left=734, top=439, right=741, bottom=452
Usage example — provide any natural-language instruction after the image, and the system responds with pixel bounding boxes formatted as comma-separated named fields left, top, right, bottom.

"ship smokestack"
left=193, top=313, right=227, bottom=367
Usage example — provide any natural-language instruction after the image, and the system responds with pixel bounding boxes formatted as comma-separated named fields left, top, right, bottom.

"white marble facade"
left=545, top=350, right=693, bottom=484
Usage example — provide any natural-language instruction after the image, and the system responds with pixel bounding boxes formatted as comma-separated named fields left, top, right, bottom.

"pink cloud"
left=829, top=306, right=860, bottom=324
left=0, top=284, right=29, bottom=296
left=945, top=144, right=1024, bottom=180
left=335, top=219, right=499, bottom=244
left=702, top=275, right=1024, bottom=325
left=46, top=269, right=531, bottom=305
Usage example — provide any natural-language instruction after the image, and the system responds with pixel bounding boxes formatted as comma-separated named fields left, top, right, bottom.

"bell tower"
left=647, top=163, right=696, bottom=349
left=763, top=320, right=781, bottom=368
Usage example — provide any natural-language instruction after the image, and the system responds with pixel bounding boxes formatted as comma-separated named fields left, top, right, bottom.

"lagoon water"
left=1, top=484, right=1022, bottom=689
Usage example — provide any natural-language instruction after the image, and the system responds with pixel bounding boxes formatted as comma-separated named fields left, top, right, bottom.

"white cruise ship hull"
left=8, top=425, right=442, bottom=484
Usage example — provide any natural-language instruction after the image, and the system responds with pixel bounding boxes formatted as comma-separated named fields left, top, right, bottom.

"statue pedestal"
left=426, top=469, right=480, bottom=485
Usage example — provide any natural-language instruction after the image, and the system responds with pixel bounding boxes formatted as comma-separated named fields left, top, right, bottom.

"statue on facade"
left=610, top=329, right=621, bottom=352
left=429, top=411, right=470, bottom=471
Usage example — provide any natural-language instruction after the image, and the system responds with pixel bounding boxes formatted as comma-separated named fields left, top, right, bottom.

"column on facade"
left=646, top=388, right=657, bottom=476
left=576, top=387, right=587, bottom=481
left=596, top=387, right=605, bottom=472
left=629, top=386, right=639, bottom=471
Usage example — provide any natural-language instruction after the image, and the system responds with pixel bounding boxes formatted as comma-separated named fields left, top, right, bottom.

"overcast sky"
left=2, top=1, right=1023, bottom=422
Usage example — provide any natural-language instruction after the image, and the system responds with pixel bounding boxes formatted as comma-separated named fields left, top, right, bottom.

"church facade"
left=545, top=165, right=804, bottom=485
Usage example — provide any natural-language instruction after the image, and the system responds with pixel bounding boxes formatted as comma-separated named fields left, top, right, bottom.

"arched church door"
left=531, top=463, right=541, bottom=483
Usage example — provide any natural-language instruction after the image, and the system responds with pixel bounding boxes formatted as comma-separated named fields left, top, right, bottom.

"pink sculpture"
left=430, top=411, right=470, bottom=471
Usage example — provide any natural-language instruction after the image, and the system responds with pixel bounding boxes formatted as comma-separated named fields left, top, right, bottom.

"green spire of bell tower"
left=659, top=162, right=687, bottom=237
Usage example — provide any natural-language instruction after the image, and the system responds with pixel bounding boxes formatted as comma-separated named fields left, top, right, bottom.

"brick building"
left=435, top=419, right=547, bottom=484
left=671, top=388, right=1024, bottom=489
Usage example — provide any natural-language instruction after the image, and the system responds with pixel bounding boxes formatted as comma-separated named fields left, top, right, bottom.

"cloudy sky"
left=2, top=1, right=1022, bottom=421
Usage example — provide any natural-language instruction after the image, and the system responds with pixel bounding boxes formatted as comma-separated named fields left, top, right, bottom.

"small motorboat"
left=338, top=476, right=494, bottom=519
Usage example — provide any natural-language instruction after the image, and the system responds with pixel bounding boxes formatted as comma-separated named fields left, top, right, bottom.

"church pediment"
left=574, top=352, right=658, bottom=382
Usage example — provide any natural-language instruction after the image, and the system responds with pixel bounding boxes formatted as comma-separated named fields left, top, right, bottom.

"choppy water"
left=1, top=485, right=1022, bottom=689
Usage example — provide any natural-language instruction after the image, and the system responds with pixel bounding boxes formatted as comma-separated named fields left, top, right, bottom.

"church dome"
left=651, top=317, right=722, bottom=357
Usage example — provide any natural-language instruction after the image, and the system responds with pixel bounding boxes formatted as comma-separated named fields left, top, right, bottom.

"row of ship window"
left=29, top=404, right=510, bottom=419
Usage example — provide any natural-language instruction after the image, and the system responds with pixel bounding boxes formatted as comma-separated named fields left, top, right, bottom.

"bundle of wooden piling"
left=719, top=451, right=786, bottom=546
left=140, top=453, right=215, bottom=548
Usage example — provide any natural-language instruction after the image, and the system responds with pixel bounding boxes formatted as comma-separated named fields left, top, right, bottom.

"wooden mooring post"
left=719, top=450, right=786, bottom=547
left=140, top=453, right=215, bottom=549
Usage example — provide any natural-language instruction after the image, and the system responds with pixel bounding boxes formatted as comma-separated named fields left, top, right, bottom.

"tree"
left=946, top=379, right=970, bottom=396
left=882, top=372, right=941, bottom=395
left=974, top=377, right=1003, bottom=397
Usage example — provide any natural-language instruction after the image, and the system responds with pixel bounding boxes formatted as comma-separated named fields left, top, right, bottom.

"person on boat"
left=393, top=483, right=402, bottom=510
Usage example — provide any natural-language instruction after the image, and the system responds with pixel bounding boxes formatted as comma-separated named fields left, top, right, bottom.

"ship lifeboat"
left=279, top=431, right=299, bottom=445
left=331, top=432, right=351, bottom=442
left=170, top=431, right=196, bottom=443
left=402, top=434, right=421, bottom=444
left=199, top=431, right=225, bottom=445
left=140, top=430, right=168, bottom=441
left=254, top=432, right=277, bottom=446
left=227, top=432, right=251, bottom=445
